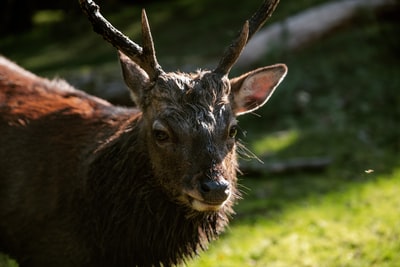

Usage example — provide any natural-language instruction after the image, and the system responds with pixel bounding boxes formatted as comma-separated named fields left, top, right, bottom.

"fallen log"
left=240, top=156, right=333, bottom=175
left=237, top=0, right=397, bottom=67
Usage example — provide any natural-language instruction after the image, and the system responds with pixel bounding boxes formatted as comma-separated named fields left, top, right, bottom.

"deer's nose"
left=199, top=179, right=230, bottom=204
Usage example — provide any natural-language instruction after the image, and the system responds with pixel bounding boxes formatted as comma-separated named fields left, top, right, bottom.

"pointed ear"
left=118, top=51, right=150, bottom=105
left=230, top=64, right=287, bottom=116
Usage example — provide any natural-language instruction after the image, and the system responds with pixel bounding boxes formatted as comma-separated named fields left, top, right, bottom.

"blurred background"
left=1, top=0, right=399, bottom=266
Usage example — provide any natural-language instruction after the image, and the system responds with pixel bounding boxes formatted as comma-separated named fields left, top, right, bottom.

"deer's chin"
left=181, top=190, right=228, bottom=212
left=190, top=198, right=224, bottom=212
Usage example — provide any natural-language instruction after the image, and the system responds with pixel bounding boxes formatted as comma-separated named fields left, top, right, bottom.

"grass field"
left=191, top=170, right=400, bottom=267
left=0, top=0, right=399, bottom=266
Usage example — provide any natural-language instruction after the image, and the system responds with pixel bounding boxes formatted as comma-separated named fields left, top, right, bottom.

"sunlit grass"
left=0, top=254, right=18, bottom=267
left=252, top=130, right=299, bottom=155
left=32, top=10, right=65, bottom=25
left=189, top=169, right=400, bottom=267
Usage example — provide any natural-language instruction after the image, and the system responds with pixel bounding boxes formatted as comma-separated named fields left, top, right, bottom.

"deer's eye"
left=228, top=125, right=238, bottom=139
left=153, top=130, right=169, bottom=142
left=152, top=120, right=170, bottom=143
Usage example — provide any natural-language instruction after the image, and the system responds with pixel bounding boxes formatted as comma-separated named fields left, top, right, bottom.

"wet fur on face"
left=140, top=71, right=240, bottom=213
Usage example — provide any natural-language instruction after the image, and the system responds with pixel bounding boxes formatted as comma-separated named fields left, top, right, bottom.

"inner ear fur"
left=230, top=64, right=287, bottom=115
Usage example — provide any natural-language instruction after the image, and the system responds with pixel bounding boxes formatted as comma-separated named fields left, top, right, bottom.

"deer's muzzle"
left=199, top=179, right=230, bottom=204
left=183, top=177, right=231, bottom=212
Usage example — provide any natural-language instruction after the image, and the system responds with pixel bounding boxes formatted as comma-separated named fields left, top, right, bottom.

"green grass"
left=191, top=169, right=400, bottom=267
left=0, top=0, right=399, bottom=266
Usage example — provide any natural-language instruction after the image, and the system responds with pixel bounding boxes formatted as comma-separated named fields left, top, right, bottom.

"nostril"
left=200, top=182, right=212, bottom=193
left=199, top=180, right=230, bottom=203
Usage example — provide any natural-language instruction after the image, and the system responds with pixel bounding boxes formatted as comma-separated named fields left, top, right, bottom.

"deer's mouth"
left=182, top=189, right=230, bottom=212
left=190, top=196, right=225, bottom=211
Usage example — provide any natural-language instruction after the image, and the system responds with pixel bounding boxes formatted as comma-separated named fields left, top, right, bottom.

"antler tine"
left=214, top=0, right=281, bottom=75
left=141, top=10, right=163, bottom=79
left=247, top=0, right=280, bottom=43
left=79, top=0, right=162, bottom=80
left=214, top=22, right=249, bottom=75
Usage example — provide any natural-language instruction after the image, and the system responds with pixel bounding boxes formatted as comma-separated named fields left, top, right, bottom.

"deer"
left=0, top=0, right=287, bottom=266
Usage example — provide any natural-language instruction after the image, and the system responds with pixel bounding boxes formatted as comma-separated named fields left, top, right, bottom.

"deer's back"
left=0, top=57, right=139, bottom=265
left=0, top=57, right=139, bottom=169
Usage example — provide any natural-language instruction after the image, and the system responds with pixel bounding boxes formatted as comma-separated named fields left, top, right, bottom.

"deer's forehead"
left=145, top=72, right=231, bottom=114
left=153, top=72, right=230, bottom=100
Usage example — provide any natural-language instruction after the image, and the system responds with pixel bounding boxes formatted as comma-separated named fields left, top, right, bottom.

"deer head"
left=79, top=0, right=287, bottom=212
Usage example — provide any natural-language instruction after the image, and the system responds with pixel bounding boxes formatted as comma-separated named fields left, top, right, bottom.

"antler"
left=214, top=0, right=281, bottom=75
left=79, top=0, right=163, bottom=80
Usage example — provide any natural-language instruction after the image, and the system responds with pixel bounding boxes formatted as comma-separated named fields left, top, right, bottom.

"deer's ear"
left=230, top=64, right=287, bottom=116
left=119, top=51, right=150, bottom=105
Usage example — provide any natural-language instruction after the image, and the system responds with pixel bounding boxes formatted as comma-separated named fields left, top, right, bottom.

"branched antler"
left=79, top=0, right=163, bottom=80
left=214, top=0, right=281, bottom=75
